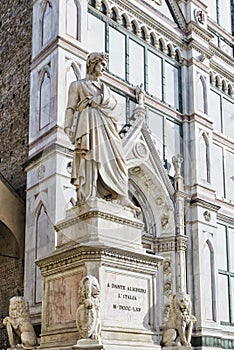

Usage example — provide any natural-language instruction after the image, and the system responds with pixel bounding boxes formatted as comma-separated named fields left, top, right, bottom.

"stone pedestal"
left=162, top=347, right=191, bottom=350
left=36, top=199, right=163, bottom=350
left=55, top=198, right=145, bottom=253
left=73, top=339, right=103, bottom=349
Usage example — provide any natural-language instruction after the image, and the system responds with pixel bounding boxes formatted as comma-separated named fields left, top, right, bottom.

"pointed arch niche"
left=39, top=67, right=51, bottom=129
left=197, top=75, right=208, bottom=114
left=199, top=131, right=210, bottom=182
left=35, top=203, right=49, bottom=303
left=66, top=0, right=80, bottom=40
left=128, top=163, right=175, bottom=243
left=203, top=239, right=216, bottom=321
left=65, top=61, right=80, bottom=104
left=41, top=0, right=53, bottom=46
left=34, top=201, right=54, bottom=303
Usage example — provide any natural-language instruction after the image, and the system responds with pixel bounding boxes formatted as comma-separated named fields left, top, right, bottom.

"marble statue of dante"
left=64, top=52, right=138, bottom=211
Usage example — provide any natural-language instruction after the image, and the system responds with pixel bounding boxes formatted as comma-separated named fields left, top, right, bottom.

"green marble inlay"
left=192, top=336, right=234, bottom=349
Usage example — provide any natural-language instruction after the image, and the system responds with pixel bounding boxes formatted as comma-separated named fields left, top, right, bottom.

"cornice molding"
left=55, top=210, right=144, bottom=231
left=156, top=235, right=188, bottom=252
left=190, top=198, right=221, bottom=212
left=187, top=39, right=213, bottom=59
left=217, top=213, right=234, bottom=226
left=186, top=21, right=214, bottom=42
left=210, top=56, right=234, bottom=80
left=36, top=245, right=163, bottom=273
left=210, top=44, right=234, bottom=70
left=104, top=0, right=185, bottom=47
left=24, top=144, right=73, bottom=170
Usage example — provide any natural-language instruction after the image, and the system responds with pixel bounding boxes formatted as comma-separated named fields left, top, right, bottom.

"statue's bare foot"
left=119, top=196, right=141, bottom=214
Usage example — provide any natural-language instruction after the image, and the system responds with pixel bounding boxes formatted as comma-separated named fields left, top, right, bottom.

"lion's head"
left=175, top=292, right=191, bottom=314
left=169, top=292, right=192, bottom=324
left=78, top=275, right=100, bottom=305
left=9, top=296, right=30, bottom=320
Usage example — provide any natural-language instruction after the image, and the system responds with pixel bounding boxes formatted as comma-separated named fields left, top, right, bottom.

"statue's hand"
left=77, top=96, right=91, bottom=111
left=89, top=95, right=102, bottom=107
left=64, top=127, right=73, bottom=138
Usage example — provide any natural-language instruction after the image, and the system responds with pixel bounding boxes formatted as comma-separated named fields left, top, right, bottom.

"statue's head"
left=86, top=52, right=109, bottom=76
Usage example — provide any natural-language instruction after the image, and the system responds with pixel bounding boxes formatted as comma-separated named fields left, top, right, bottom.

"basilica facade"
left=0, top=0, right=234, bottom=349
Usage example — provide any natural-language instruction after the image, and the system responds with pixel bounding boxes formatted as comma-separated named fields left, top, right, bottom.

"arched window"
left=66, top=0, right=79, bottom=39
left=149, top=34, right=155, bottom=46
left=158, top=39, right=164, bottom=52
left=197, top=76, right=208, bottom=114
left=42, top=1, right=53, bottom=46
left=130, top=22, right=137, bottom=35
left=199, top=132, right=210, bottom=182
left=203, top=240, right=216, bottom=321
left=65, top=64, right=79, bottom=104
left=111, top=8, right=117, bottom=21
left=167, top=45, right=172, bottom=57
left=140, top=28, right=146, bottom=40
left=228, top=84, right=233, bottom=96
left=121, top=15, right=127, bottom=28
left=175, top=50, right=180, bottom=62
left=39, top=70, right=51, bottom=129
left=100, top=2, right=107, bottom=14
left=35, top=205, right=49, bottom=303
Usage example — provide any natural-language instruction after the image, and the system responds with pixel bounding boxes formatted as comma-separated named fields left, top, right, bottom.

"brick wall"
left=0, top=1, right=33, bottom=199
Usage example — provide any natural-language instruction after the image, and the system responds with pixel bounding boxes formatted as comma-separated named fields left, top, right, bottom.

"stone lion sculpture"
left=161, top=292, right=197, bottom=347
left=3, top=296, right=37, bottom=349
left=76, top=275, right=101, bottom=343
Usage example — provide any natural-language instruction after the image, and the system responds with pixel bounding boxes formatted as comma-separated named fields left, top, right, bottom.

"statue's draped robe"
left=65, top=79, right=128, bottom=201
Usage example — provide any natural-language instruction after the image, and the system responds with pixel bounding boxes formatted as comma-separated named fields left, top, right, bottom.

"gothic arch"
left=148, top=31, right=157, bottom=47
left=175, top=48, right=183, bottom=63
left=41, top=0, right=53, bottom=46
left=203, top=239, right=216, bottom=321
left=39, top=66, right=51, bottom=129
left=167, top=43, right=175, bottom=58
left=158, top=37, right=166, bottom=53
left=130, top=19, right=140, bottom=35
left=215, top=75, right=221, bottom=89
left=120, top=13, right=130, bottom=29
left=66, top=0, right=81, bottom=40
left=197, top=75, right=208, bottom=114
left=65, top=61, right=81, bottom=105
left=228, top=83, right=234, bottom=97
left=128, top=163, right=175, bottom=238
left=65, top=60, right=81, bottom=80
left=100, top=0, right=110, bottom=15
left=199, top=131, right=210, bottom=182
left=221, top=79, right=228, bottom=93
left=110, top=6, right=120, bottom=22
left=140, top=25, right=149, bottom=42
left=209, top=71, right=215, bottom=85
left=34, top=191, right=49, bottom=218
left=39, top=64, right=51, bottom=86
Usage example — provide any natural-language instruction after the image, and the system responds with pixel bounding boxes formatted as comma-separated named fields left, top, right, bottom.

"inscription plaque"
left=102, top=270, right=150, bottom=329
